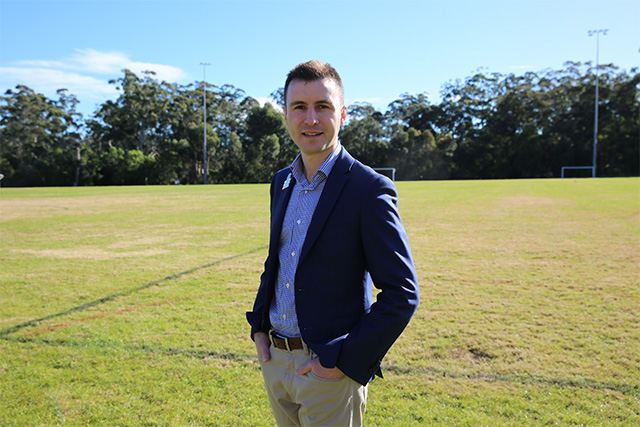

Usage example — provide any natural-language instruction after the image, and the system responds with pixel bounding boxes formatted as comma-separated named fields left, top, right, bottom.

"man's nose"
left=305, top=109, right=318, bottom=125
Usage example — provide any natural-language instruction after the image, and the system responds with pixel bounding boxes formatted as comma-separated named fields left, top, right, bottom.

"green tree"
left=0, top=86, right=83, bottom=186
left=164, top=82, right=220, bottom=184
left=340, top=103, right=387, bottom=167
left=217, top=131, right=245, bottom=183
left=88, top=69, right=173, bottom=156
left=270, top=88, right=285, bottom=110
left=94, top=146, right=155, bottom=185
left=207, top=84, right=258, bottom=146
left=438, top=64, right=639, bottom=179
left=5, top=62, right=636, bottom=186
left=242, top=103, right=290, bottom=182
left=387, top=127, right=440, bottom=180
left=587, top=66, right=639, bottom=176
left=383, top=94, right=452, bottom=179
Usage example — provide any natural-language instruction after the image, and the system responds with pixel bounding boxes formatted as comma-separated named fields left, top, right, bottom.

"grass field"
left=1, top=178, right=638, bottom=426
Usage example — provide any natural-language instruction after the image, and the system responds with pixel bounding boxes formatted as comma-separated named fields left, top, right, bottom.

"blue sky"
left=1, top=0, right=638, bottom=119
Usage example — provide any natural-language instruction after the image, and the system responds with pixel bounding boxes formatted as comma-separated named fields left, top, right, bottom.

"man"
left=246, top=60, right=419, bottom=426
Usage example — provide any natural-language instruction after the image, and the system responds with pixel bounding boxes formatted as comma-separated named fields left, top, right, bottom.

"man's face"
left=284, top=78, right=347, bottom=159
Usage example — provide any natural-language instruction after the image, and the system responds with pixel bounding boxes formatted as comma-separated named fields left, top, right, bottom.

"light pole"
left=588, top=29, right=607, bottom=178
left=200, top=62, right=211, bottom=184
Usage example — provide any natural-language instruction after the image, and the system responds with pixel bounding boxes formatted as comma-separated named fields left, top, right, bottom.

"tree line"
left=1, top=62, right=638, bottom=186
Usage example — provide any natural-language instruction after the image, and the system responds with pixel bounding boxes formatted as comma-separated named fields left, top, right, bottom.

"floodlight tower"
left=588, top=29, right=607, bottom=178
left=200, top=62, right=211, bottom=184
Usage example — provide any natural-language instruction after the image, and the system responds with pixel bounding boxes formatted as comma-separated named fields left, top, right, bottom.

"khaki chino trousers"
left=259, top=342, right=368, bottom=426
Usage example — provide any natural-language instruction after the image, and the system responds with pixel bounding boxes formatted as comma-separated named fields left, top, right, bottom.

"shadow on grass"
left=4, top=334, right=638, bottom=397
left=383, top=364, right=639, bottom=397
left=0, top=245, right=267, bottom=338
left=4, top=335, right=258, bottom=365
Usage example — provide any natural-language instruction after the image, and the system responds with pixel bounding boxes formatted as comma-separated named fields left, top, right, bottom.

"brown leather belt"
left=270, top=331, right=304, bottom=351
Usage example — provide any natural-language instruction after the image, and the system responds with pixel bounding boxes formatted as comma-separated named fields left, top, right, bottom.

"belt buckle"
left=271, top=331, right=292, bottom=351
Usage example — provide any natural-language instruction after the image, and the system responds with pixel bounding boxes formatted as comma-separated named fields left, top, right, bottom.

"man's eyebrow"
left=288, top=99, right=333, bottom=107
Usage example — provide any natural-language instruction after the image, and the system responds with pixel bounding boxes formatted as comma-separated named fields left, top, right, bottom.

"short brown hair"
left=284, top=60, right=344, bottom=106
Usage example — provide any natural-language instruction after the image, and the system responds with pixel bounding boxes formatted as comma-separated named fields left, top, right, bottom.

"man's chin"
left=297, top=141, right=338, bottom=156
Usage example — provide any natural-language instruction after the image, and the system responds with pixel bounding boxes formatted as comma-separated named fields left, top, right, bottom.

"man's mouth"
left=302, top=132, right=323, bottom=137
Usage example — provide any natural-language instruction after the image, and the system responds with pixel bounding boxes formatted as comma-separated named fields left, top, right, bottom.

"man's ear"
left=340, top=105, right=347, bottom=126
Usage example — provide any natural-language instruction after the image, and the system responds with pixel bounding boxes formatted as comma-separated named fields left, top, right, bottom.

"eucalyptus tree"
left=88, top=70, right=173, bottom=156
left=386, top=92, right=432, bottom=131
left=580, top=64, right=639, bottom=176
left=383, top=94, right=453, bottom=179
left=207, top=84, right=259, bottom=145
left=270, top=87, right=285, bottom=110
left=605, top=68, right=640, bottom=176
left=161, top=82, right=220, bottom=184
left=340, top=103, right=387, bottom=168
left=242, top=102, right=290, bottom=182
left=0, top=86, right=83, bottom=186
left=474, top=72, right=552, bottom=178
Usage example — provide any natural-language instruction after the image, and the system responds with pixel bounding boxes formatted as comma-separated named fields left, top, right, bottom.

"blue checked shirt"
left=269, top=144, right=342, bottom=337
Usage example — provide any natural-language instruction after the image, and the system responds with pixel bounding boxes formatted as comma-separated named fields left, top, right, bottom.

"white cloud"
left=16, top=48, right=187, bottom=82
left=0, top=67, right=116, bottom=98
left=70, top=49, right=134, bottom=74
left=2, top=49, right=188, bottom=116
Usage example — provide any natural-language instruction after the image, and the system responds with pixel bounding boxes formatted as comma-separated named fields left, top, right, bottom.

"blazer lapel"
left=299, top=149, right=354, bottom=264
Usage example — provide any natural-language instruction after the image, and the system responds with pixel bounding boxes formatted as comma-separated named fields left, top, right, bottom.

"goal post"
left=373, top=168, right=396, bottom=181
left=561, top=166, right=595, bottom=178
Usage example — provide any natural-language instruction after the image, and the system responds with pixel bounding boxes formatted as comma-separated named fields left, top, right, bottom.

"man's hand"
left=254, top=332, right=271, bottom=362
left=296, top=358, right=345, bottom=379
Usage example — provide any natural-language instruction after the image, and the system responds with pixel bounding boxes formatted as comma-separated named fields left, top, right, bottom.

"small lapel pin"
left=282, top=173, right=292, bottom=190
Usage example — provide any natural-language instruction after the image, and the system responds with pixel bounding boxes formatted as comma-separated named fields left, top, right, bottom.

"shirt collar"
left=290, top=143, right=342, bottom=187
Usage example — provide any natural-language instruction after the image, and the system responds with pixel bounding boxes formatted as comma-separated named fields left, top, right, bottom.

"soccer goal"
left=374, top=168, right=396, bottom=181
left=561, top=166, right=595, bottom=178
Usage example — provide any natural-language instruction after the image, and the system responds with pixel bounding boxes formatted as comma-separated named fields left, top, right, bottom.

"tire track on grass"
left=0, top=245, right=267, bottom=338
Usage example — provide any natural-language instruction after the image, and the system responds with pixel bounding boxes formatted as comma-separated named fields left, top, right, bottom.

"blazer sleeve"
left=333, top=173, right=420, bottom=384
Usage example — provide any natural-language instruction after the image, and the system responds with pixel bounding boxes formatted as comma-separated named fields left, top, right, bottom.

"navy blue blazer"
left=247, top=148, right=419, bottom=386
